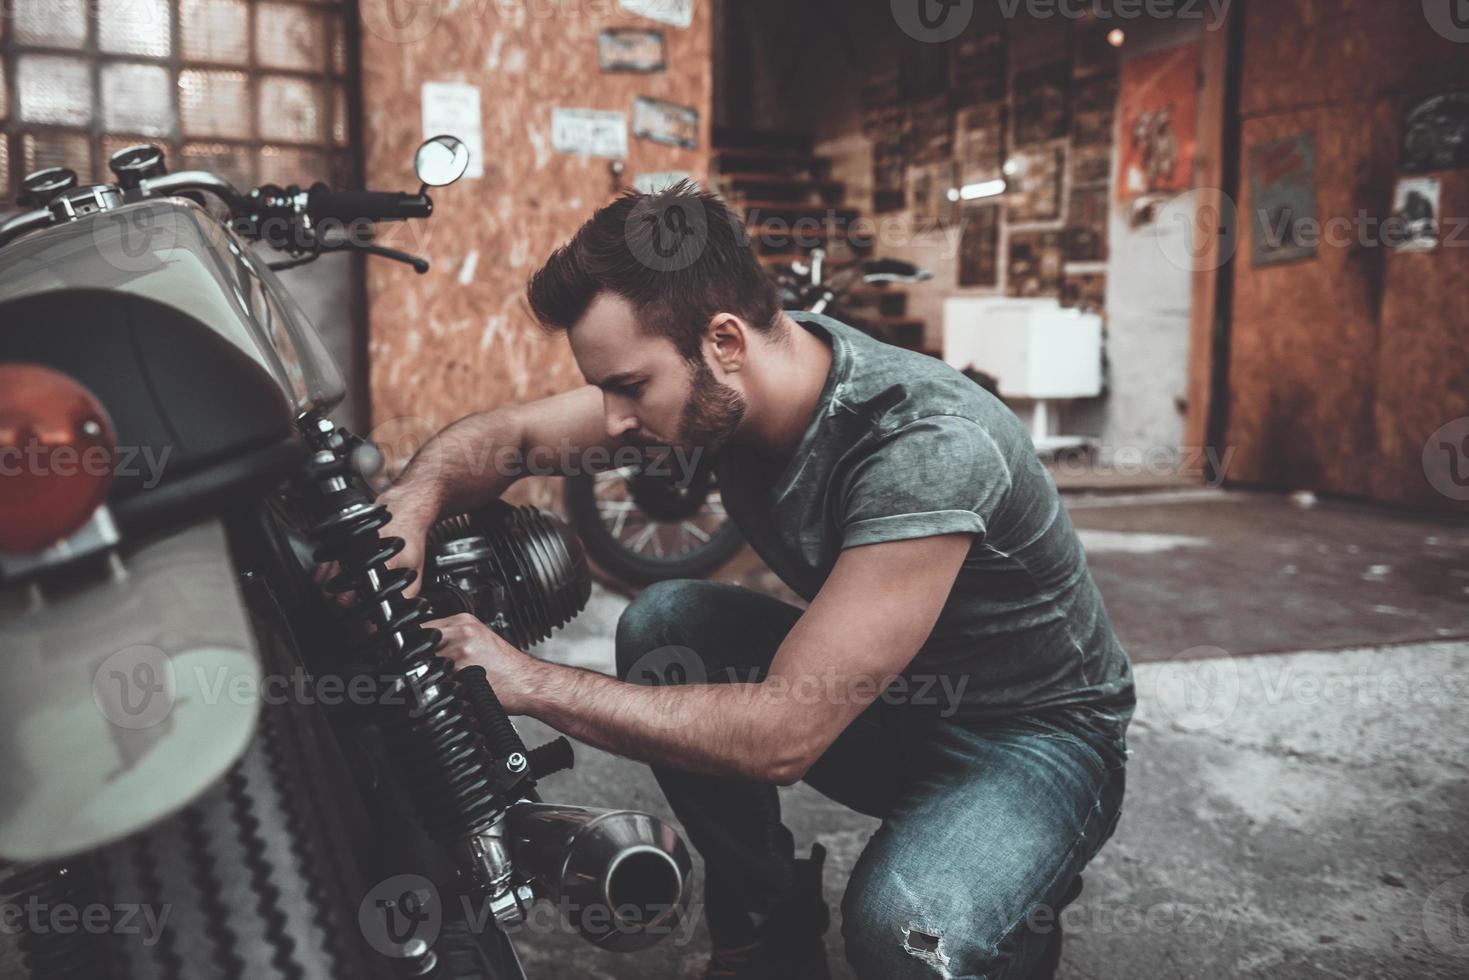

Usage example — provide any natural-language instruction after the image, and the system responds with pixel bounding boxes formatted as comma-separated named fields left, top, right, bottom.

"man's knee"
left=839, top=863, right=1040, bottom=979
left=840, top=877, right=968, bottom=979
left=614, top=579, right=708, bottom=682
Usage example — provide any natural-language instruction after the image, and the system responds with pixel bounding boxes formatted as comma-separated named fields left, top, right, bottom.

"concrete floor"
left=510, top=491, right=1469, bottom=979
left=703, top=490, right=1469, bottom=664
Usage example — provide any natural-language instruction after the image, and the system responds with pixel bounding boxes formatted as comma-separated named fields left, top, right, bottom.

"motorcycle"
left=0, top=137, right=691, bottom=978
left=564, top=246, right=932, bottom=586
left=768, top=246, right=934, bottom=325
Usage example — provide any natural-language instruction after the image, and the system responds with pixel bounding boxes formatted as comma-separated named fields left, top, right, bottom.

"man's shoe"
left=704, top=844, right=832, bottom=980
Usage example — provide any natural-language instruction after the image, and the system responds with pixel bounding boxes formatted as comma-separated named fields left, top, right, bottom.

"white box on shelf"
left=941, top=298, right=1103, bottom=454
left=941, top=297, right=1103, bottom=399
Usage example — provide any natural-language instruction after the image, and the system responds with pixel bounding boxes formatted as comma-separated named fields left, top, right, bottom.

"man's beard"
left=675, top=355, right=746, bottom=456
left=621, top=357, right=746, bottom=467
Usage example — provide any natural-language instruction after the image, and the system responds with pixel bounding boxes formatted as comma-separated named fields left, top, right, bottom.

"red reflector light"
left=0, top=363, right=117, bottom=554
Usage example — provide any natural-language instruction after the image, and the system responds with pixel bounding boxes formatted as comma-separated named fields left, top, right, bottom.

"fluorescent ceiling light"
left=950, top=179, right=1007, bottom=201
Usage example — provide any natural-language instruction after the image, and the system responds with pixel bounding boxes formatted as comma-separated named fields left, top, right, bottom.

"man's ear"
left=705, top=313, right=749, bottom=373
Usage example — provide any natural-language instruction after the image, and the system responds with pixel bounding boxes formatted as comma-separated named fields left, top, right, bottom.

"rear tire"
left=74, top=585, right=401, bottom=980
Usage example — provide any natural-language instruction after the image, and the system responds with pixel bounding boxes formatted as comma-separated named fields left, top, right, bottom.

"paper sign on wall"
left=552, top=108, right=629, bottom=158
left=618, top=0, right=694, bottom=29
left=1390, top=176, right=1441, bottom=252
left=421, top=82, right=484, bottom=179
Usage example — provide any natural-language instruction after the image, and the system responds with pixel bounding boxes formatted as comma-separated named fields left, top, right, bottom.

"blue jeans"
left=615, top=580, right=1130, bottom=980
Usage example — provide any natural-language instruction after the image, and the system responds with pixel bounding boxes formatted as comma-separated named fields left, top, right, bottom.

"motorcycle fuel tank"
left=0, top=196, right=346, bottom=418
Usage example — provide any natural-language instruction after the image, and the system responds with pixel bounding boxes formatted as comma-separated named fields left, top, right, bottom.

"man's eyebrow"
left=591, top=372, right=643, bottom=390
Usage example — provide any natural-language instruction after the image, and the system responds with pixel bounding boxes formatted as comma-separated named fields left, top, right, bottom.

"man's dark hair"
left=526, top=181, right=785, bottom=362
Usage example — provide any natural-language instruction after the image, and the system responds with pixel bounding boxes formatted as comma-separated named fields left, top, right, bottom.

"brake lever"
left=315, top=239, right=431, bottom=274
left=353, top=242, right=430, bottom=273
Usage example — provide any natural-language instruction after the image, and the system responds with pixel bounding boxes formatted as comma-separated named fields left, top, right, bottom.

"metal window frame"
left=0, top=0, right=360, bottom=202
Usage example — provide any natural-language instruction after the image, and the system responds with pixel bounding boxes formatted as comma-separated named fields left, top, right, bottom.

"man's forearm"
left=388, top=411, right=524, bottom=522
left=521, top=660, right=811, bottom=784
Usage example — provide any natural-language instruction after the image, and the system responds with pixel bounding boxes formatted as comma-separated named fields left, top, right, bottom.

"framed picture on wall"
left=1007, top=230, right=1065, bottom=297
left=909, top=161, right=957, bottom=227
left=873, top=132, right=907, bottom=213
left=958, top=203, right=1001, bottom=287
left=1006, top=147, right=1063, bottom=223
left=862, top=67, right=904, bottom=137
left=1062, top=272, right=1107, bottom=312
left=1073, top=144, right=1113, bottom=185
left=1066, top=185, right=1109, bottom=262
left=1248, top=132, right=1317, bottom=267
left=955, top=103, right=1006, bottom=186
left=1072, top=71, right=1118, bottom=147
left=907, top=93, right=954, bottom=163
left=1116, top=43, right=1199, bottom=200
left=955, top=33, right=1007, bottom=104
left=1013, top=62, right=1071, bottom=146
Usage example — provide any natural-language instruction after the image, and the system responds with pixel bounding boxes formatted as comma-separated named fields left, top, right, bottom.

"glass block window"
left=1, top=0, right=357, bottom=208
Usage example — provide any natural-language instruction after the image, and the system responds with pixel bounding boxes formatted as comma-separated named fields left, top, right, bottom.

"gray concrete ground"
left=511, top=492, right=1469, bottom=979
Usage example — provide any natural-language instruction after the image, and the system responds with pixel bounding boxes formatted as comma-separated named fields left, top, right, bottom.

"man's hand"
left=312, top=485, right=437, bottom=603
left=473, top=534, right=975, bottom=785
left=378, top=484, right=444, bottom=599
left=431, top=613, right=538, bottom=714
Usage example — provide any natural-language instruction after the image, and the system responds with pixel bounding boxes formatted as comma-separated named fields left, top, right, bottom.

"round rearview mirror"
left=415, top=135, right=471, bottom=187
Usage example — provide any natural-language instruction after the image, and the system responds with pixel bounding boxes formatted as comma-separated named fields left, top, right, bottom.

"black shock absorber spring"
left=3, top=862, right=109, bottom=979
left=302, top=420, right=503, bottom=841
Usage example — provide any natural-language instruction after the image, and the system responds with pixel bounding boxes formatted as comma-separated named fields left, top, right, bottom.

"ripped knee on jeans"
left=902, top=923, right=953, bottom=976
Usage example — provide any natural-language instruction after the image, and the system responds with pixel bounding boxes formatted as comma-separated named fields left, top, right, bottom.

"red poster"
left=1115, top=44, right=1199, bottom=201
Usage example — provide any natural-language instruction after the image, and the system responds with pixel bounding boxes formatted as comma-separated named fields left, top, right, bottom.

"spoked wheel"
left=564, top=462, right=745, bottom=586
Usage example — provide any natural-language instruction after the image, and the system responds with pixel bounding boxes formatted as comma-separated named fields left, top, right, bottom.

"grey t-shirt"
left=715, top=312, right=1135, bottom=735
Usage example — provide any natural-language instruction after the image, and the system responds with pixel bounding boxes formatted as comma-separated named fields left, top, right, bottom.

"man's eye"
left=621, top=382, right=646, bottom=397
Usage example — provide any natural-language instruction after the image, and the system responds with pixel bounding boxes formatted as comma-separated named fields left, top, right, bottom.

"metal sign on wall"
left=598, top=29, right=667, bottom=73
left=552, top=108, right=630, bottom=158
left=631, top=96, right=699, bottom=150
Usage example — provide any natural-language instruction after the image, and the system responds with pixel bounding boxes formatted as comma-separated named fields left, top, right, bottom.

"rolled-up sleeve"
left=840, top=415, right=1012, bottom=550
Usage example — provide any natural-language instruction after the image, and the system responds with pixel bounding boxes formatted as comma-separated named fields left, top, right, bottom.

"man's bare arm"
left=372, top=385, right=613, bottom=593
left=435, top=533, right=974, bottom=784
left=386, top=384, right=613, bottom=525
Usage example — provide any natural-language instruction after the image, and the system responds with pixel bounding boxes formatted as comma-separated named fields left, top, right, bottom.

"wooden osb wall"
left=357, top=1, right=713, bottom=506
left=1225, top=0, right=1469, bottom=511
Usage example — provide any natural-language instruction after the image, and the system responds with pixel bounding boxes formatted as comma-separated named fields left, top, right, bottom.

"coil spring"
left=304, top=433, right=503, bottom=841
left=3, top=862, right=108, bottom=979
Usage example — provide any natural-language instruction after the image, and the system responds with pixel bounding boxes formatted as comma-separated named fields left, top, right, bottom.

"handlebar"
left=0, top=170, right=432, bottom=257
left=141, top=171, right=248, bottom=212
left=306, top=187, right=432, bottom=224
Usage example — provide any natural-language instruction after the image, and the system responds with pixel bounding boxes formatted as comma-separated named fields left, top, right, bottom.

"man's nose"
left=605, top=409, right=638, bottom=442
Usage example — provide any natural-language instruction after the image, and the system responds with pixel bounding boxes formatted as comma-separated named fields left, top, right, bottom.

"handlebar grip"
left=307, top=188, right=432, bottom=223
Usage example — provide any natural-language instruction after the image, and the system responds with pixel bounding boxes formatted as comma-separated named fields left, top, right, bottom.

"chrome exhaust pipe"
left=506, top=802, right=692, bottom=952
